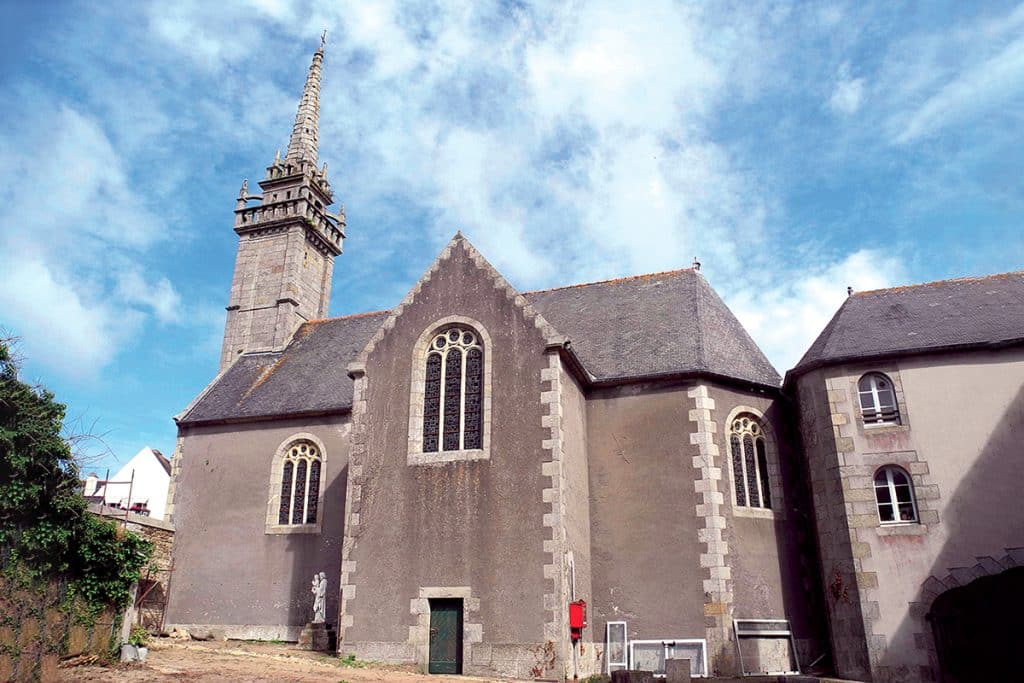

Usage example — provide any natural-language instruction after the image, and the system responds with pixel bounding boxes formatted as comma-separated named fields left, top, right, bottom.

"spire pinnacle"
left=284, top=40, right=325, bottom=165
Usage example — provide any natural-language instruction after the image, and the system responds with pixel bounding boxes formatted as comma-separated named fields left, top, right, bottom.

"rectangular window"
left=606, top=622, right=627, bottom=674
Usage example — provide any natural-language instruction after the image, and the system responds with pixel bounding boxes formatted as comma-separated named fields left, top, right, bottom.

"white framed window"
left=629, top=639, right=707, bottom=678
left=606, top=622, right=628, bottom=674
left=730, top=414, right=772, bottom=510
left=266, top=433, right=326, bottom=534
left=733, top=619, right=800, bottom=676
left=874, top=465, right=918, bottom=524
left=858, top=373, right=901, bottom=425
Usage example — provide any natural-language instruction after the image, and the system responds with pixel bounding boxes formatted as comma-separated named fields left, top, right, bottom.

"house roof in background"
left=151, top=448, right=171, bottom=475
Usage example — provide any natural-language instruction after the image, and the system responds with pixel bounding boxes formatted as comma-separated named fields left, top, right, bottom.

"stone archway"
left=910, top=549, right=1024, bottom=683
left=928, top=566, right=1024, bottom=682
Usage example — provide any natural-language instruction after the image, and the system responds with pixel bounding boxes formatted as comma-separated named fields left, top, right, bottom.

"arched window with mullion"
left=277, top=441, right=322, bottom=525
left=423, top=327, right=484, bottom=453
left=730, top=414, right=772, bottom=510
left=874, top=465, right=917, bottom=524
left=858, top=372, right=901, bottom=425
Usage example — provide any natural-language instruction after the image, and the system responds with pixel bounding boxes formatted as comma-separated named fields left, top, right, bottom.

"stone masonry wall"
left=794, top=368, right=874, bottom=680
left=0, top=574, right=118, bottom=682
left=89, top=505, right=174, bottom=633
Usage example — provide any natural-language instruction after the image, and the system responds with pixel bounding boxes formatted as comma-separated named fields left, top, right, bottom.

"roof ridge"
left=304, top=309, right=392, bottom=324
left=692, top=269, right=708, bottom=371
left=523, top=267, right=696, bottom=295
left=854, top=270, right=1024, bottom=297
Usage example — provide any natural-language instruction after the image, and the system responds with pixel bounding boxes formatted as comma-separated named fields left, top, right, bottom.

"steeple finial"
left=284, top=39, right=325, bottom=165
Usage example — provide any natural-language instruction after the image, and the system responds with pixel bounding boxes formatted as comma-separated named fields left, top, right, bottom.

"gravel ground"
left=58, top=639, right=507, bottom=683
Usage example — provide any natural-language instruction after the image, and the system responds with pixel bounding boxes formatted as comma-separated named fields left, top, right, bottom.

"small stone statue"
left=311, top=571, right=327, bottom=623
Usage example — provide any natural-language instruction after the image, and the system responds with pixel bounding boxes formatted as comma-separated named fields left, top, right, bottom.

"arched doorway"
left=928, top=566, right=1024, bottom=682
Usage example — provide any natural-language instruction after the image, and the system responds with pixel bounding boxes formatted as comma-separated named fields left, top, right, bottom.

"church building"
left=164, top=45, right=1024, bottom=683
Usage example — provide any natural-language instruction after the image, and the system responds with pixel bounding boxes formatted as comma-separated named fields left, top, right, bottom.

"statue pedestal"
left=297, top=622, right=335, bottom=651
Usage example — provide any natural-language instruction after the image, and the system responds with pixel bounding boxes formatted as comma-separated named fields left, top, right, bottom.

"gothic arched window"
left=730, top=414, right=772, bottom=509
left=858, top=372, right=901, bottom=425
left=423, top=326, right=484, bottom=453
left=277, top=440, right=322, bottom=525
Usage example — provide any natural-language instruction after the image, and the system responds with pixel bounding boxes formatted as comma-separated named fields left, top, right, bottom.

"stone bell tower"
left=220, top=36, right=345, bottom=370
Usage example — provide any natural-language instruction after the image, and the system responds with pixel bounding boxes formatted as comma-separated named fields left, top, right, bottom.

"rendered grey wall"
left=341, top=243, right=553, bottom=660
left=706, top=384, right=827, bottom=667
left=586, top=381, right=706, bottom=643
left=165, top=415, right=349, bottom=638
left=561, top=367, right=593, bottom=609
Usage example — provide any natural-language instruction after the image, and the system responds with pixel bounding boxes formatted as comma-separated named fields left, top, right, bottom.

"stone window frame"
left=265, top=432, right=327, bottom=535
left=723, top=406, right=785, bottom=520
left=407, top=316, right=492, bottom=466
left=850, top=367, right=911, bottom=435
left=860, top=451, right=940, bottom=536
left=873, top=464, right=919, bottom=525
left=857, top=372, right=902, bottom=426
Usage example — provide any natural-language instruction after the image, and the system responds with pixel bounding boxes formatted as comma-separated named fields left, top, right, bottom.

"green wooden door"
left=428, top=598, right=463, bottom=674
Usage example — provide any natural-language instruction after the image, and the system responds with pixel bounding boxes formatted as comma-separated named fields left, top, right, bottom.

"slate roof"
left=790, top=271, right=1024, bottom=377
left=526, top=269, right=780, bottom=387
left=179, top=311, right=390, bottom=424
left=178, top=270, right=779, bottom=425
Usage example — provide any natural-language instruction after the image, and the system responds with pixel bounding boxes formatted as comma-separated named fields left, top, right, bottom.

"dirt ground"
left=58, top=639, right=509, bottom=683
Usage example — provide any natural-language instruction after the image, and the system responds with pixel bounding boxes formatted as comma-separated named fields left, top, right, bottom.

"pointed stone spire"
left=284, top=35, right=325, bottom=165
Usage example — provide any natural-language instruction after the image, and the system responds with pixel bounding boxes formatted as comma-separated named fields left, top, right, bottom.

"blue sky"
left=1, top=0, right=1021, bottom=474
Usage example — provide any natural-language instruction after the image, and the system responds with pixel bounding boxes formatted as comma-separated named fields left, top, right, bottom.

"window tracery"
left=730, top=414, right=772, bottom=509
left=422, top=327, right=483, bottom=452
left=277, top=440, right=322, bottom=525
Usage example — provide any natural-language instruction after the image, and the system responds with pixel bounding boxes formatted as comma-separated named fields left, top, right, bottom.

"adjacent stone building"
left=164, top=45, right=1024, bottom=682
left=787, top=275, right=1024, bottom=683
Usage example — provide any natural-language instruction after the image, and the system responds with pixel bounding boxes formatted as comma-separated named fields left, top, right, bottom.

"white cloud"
left=893, top=36, right=1024, bottom=143
left=829, top=63, right=865, bottom=115
left=880, top=4, right=1024, bottom=144
left=0, top=98, right=182, bottom=378
left=116, top=271, right=183, bottom=325
left=303, top=0, right=772, bottom=288
left=0, top=259, right=143, bottom=379
left=727, top=249, right=906, bottom=372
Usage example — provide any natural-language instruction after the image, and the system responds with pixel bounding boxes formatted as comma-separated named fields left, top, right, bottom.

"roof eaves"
left=589, top=368, right=782, bottom=393
left=177, top=406, right=352, bottom=428
left=784, top=336, right=1024, bottom=386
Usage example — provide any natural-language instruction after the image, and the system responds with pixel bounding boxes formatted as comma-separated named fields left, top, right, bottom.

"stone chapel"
left=164, top=44, right=1024, bottom=683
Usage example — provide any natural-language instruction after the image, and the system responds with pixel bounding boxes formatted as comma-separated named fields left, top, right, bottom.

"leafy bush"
left=128, top=625, right=149, bottom=647
left=0, top=340, right=151, bottom=615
